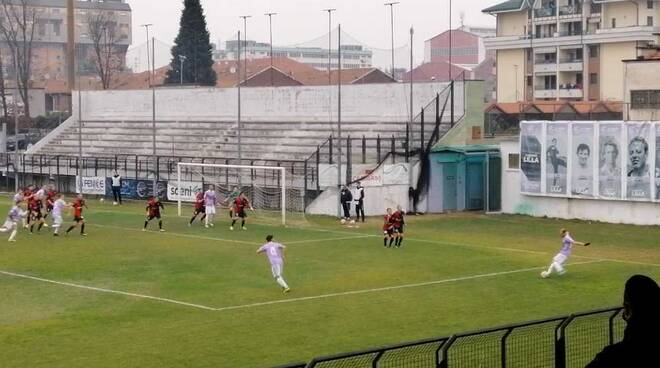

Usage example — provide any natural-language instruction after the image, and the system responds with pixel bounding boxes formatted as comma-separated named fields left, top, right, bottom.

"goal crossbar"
left=176, top=162, right=287, bottom=225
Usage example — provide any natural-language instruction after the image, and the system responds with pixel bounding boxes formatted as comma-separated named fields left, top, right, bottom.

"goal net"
left=176, top=163, right=306, bottom=227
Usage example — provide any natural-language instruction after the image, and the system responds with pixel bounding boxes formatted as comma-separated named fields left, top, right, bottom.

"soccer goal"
left=176, top=162, right=306, bottom=226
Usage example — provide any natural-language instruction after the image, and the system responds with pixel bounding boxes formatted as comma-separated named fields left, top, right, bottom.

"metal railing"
left=559, top=5, right=582, bottom=16
left=273, top=307, right=624, bottom=368
left=534, top=7, right=557, bottom=18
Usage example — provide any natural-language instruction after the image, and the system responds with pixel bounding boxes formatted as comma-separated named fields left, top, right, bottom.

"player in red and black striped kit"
left=43, top=185, right=57, bottom=224
left=391, top=205, right=405, bottom=247
left=65, top=194, right=87, bottom=236
left=189, top=189, right=206, bottom=226
left=28, top=195, right=46, bottom=234
left=230, top=193, right=253, bottom=231
left=143, top=197, right=165, bottom=232
left=383, top=208, right=395, bottom=247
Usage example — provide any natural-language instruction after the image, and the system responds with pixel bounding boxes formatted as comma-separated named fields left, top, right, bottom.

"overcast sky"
left=130, top=0, right=497, bottom=65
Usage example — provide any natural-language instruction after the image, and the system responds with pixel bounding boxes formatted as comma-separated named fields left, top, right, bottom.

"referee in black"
left=340, top=185, right=353, bottom=221
left=354, top=182, right=365, bottom=222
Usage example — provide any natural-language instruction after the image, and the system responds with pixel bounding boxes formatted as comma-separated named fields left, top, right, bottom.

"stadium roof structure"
left=430, top=144, right=500, bottom=153
left=484, top=101, right=624, bottom=114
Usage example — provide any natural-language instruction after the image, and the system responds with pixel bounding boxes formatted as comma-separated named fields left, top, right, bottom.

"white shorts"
left=271, top=264, right=283, bottom=278
left=53, top=215, right=63, bottom=227
left=553, top=253, right=568, bottom=265
left=205, top=206, right=216, bottom=215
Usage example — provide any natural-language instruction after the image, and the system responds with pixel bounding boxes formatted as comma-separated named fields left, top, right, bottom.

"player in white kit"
left=0, top=202, right=27, bottom=242
left=541, top=228, right=589, bottom=278
left=51, top=194, right=69, bottom=236
left=257, top=235, right=291, bottom=293
left=203, top=185, right=218, bottom=228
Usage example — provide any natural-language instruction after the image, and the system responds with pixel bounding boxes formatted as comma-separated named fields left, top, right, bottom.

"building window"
left=648, top=0, right=654, bottom=9
left=611, top=18, right=616, bottom=28
left=590, top=73, right=598, bottom=85
left=527, top=76, right=532, bottom=86
left=648, top=16, right=654, bottom=26
left=631, top=90, right=660, bottom=109
left=508, top=153, right=520, bottom=170
left=589, top=45, right=599, bottom=58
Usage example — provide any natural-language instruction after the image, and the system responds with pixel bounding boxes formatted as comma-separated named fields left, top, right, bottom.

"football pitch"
left=1, top=196, right=659, bottom=368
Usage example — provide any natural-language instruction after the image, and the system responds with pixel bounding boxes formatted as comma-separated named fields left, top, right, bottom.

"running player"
left=541, top=228, right=589, bottom=278
left=43, top=185, right=57, bottom=224
left=203, top=185, right=218, bottom=228
left=189, top=188, right=206, bottom=226
left=28, top=193, right=46, bottom=234
left=224, top=186, right=241, bottom=218
left=256, top=235, right=291, bottom=293
left=0, top=202, right=27, bottom=242
left=383, top=208, right=394, bottom=247
left=65, top=194, right=87, bottom=236
left=13, top=189, right=27, bottom=228
left=143, top=196, right=165, bottom=232
left=230, top=193, right=253, bottom=231
left=22, top=185, right=34, bottom=228
left=51, top=194, right=68, bottom=236
left=392, top=205, right=405, bottom=248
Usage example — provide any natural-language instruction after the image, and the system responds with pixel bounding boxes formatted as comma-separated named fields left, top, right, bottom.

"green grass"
left=0, top=197, right=658, bottom=367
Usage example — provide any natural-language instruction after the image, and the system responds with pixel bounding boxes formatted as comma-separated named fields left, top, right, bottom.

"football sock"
left=397, top=237, right=403, bottom=246
left=200, top=214, right=206, bottom=222
left=80, top=224, right=85, bottom=234
left=276, top=277, right=289, bottom=289
left=389, top=238, right=395, bottom=247
left=66, top=226, right=74, bottom=234
left=9, top=229, right=17, bottom=241
left=30, top=224, right=34, bottom=233
left=38, top=222, right=44, bottom=231
left=231, top=219, right=237, bottom=227
left=143, top=220, right=148, bottom=229
left=189, top=215, right=196, bottom=224
left=241, top=220, right=245, bottom=227
left=158, top=221, right=162, bottom=229
left=383, top=237, right=388, bottom=247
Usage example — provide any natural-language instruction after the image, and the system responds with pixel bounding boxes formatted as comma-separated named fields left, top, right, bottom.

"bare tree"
left=0, top=0, right=38, bottom=118
left=0, top=48, right=9, bottom=119
left=87, top=8, right=121, bottom=89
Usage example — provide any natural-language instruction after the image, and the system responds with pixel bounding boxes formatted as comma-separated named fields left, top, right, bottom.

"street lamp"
left=322, top=8, right=336, bottom=85
left=265, top=12, right=277, bottom=86
left=178, top=55, right=187, bottom=85
left=514, top=64, right=519, bottom=101
left=140, top=24, right=153, bottom=84
left=385, top=2, right=399, bottom=79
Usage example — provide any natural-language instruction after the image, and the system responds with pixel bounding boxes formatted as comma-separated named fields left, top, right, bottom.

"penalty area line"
left=0, top=270, right=217, bottom=311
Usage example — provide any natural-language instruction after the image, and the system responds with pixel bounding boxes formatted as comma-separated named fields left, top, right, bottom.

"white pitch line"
left=0, top=260, right=607, bottom=312
left=90, top=223, right=258, bottom=246
left=286, top=235, right=373, bottom=244
left=212, top=260, right=607, bottom=312
left=0, top=270, right=217, bottom=311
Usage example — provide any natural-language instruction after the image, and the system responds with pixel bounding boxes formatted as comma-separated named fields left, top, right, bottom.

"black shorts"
left=236, top=210, right=246, bottom=218
left=74, top=216, right=84, bottom=223
left=31, top=210, right=43, bottom=220
left=194, top=207, right=205, bottom=215
left=47, top=205, right=54, bottom=213
left=147, top=214, right=161, bottom=221
left=383, top=228, right=394, bottom=236
left=394, top=225, right=404, bottom=234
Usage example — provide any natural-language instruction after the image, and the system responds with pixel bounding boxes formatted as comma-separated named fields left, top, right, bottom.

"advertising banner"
left=167, top=181, right=203, bottom=202
left=571, top=123, right=594, bottom=197
left=351, top=164, right=383, bottom=187
left=545, top=123, right=568, bottom=195
left=520, top=122, right=542, bottom=194
left=625, top=123, right=651, bottom=200
left=598, top=123, right=623, bottom=199
left=76, top=176, right=106, bottom=195
left=106, top=179, right=167, bottom=200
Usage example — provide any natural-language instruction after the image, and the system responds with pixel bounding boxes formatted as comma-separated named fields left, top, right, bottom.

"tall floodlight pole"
left=179, top=55, right=186, bottom=85
left=141, top=24, right=153, bottom=84
left=385, top=2, right=399, bottom=79
left=337, top=24, right=342, bottom=190
left=151, top=37, right=157, bottom=193
left=13, top=52, right=20, bottom=191
left=265, top=12, right=277, bottom=86
left=66, top=0, right=75, bottom=114
left=239, top=15, right=251, bottom=84
left=410, top=27, right=414, bottom=155
left=449, top=0, right=452, bottom=80
left=237, top=30, right=243, bottom=170
left=322, top=9, right=336, bottom=85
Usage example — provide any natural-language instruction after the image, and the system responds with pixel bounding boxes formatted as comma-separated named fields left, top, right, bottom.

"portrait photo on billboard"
left=520, top=122, right=543, bottom=194
left=598, top=123, right=622, bottom=199
left=626, top=123, right=651, bottom=200
left=545, top=123, right=568, bottom=195
left=655, top=125, right=660, bottom=200
left=571, top=123, right=594, bottom=197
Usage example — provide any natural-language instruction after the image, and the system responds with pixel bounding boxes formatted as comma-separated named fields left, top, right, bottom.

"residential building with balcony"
left=482, top=0, right=660, bottom=103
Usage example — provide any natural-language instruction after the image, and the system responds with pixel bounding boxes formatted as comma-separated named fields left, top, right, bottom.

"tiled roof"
left=401, top=61, right=470, bottom=83
left=482, top=0, right=526, bottom=14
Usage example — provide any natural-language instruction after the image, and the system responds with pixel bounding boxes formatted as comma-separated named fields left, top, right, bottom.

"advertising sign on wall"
left=76, top=176, right=106, bottom=195
left=520, top=122, right=542, bottom=194
left=167, top=181, right=203, bottom=202
left=545, top=123, right=568, bottom=195
left=105, top=179, right=167, bottom=200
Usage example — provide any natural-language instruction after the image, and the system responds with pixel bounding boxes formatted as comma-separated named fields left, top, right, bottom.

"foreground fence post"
left=555, top=316, right=573, bottom=368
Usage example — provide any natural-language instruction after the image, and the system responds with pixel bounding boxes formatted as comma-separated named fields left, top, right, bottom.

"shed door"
left=466, top=161, right=484, bottom=210
left=443, top=163, right=457, bottom=211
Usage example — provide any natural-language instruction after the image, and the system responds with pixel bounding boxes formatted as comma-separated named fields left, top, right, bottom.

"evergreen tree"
left=165, top=0, right=217, bottom=85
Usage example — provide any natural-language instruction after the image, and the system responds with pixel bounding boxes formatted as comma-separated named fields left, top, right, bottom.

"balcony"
left=534, top=61, right=557, bottom=73
left=590, top=3, right=602, bottom=15
left=558, top=59, right=583, bottom=71
left=558, top=87, right=583, bottom=98
left=558, top=29, right=582, bottom=37
left=534, top=7, right=556, bottom=18
left=534, top=87, right=558, bottom=99
left=559, top=5, right=582, bottom=17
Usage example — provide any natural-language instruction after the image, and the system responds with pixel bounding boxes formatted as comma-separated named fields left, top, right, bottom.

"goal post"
left=176, top=162, right=293, bottom=226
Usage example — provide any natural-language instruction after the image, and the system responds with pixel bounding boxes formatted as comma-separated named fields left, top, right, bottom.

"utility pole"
left=13, top=52, right=20, bottom=191
left=239, top=16, right=251, bottom=84
left=179, top=55, right=186, bottom=85
left=410, top=27, right=414, bottom=156
left=265, top=12, right=277, bottom=86
left=385, top=2, right=399, bottom=79
left=338, top=24, right=342, bottom=188
left=141, top=24, right=153, bottom=84
left=449, top=0, right=453, bottom=80
left=151, top=37, right=157, bottom=193
left=237, top=30, right=242, bottom=169
left=66, top=0, right=75, bottom=114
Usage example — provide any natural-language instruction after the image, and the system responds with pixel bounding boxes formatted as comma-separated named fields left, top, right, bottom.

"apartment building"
left=482, top=0, right=660, bottom=103
left=216, top=40, right=373, bottom=70
left=0, top=0, right=132, bottom=81
left=424, top=26, right=495, bottom=66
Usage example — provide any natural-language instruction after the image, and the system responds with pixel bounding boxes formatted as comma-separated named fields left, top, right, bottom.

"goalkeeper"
left=223, top=186, right=241, bottom=218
